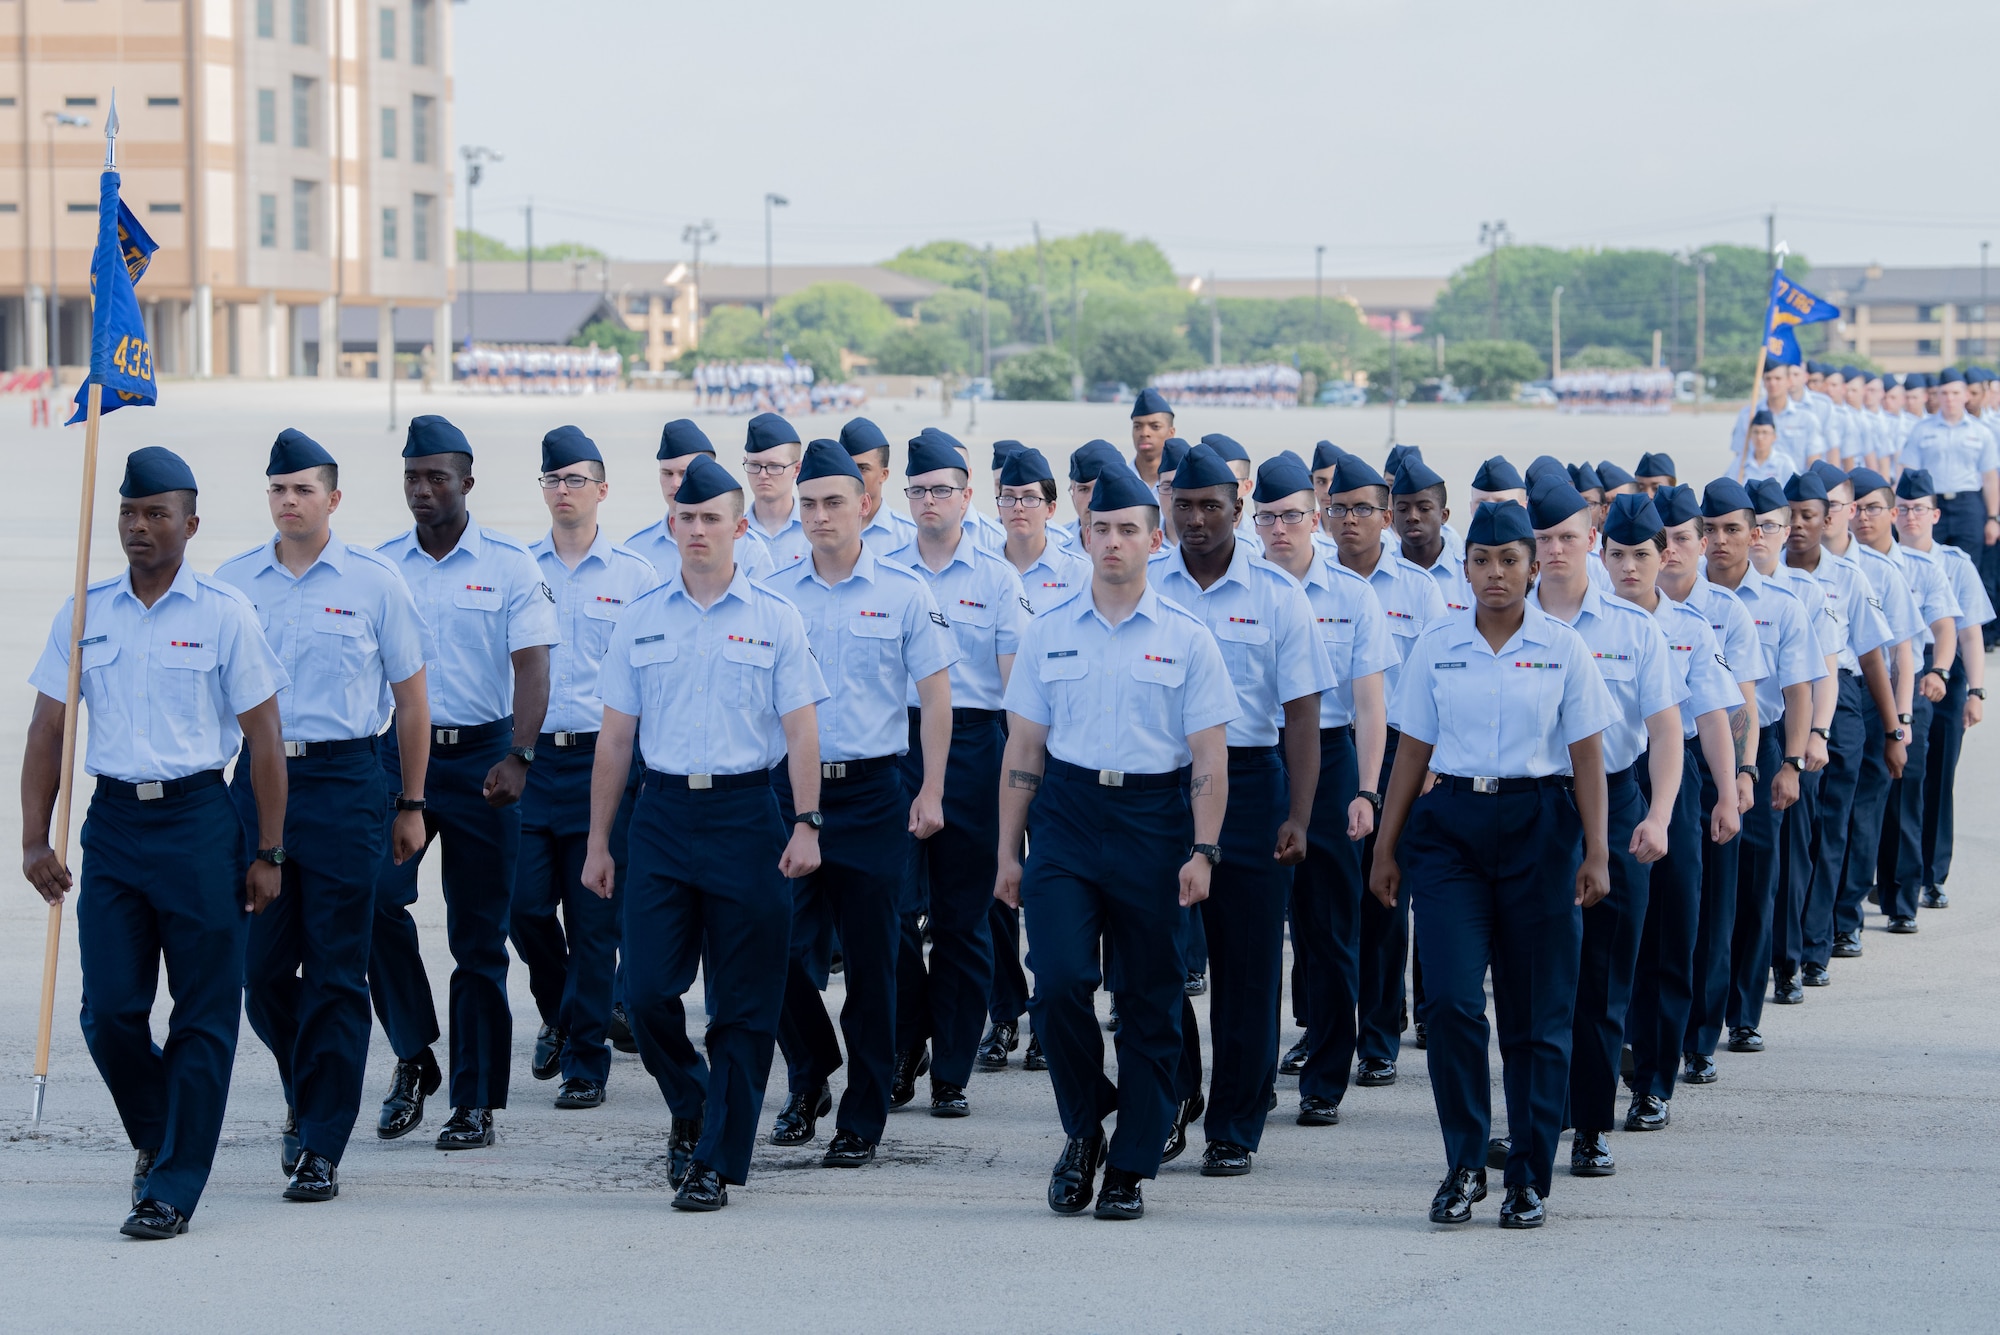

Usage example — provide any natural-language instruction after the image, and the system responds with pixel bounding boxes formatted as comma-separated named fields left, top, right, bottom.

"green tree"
left=872, top=323, right=971, bottom=376
left=994, top=346, right=1079, bottom=401
left=771, top=282, right=897, bottom=355
left=1702, top=352, right=1759, bottom=399
left=1443, top=340, right=1545, bottom=400
left=1084, top=314, right=1182, bottom=389
left=688, top=305, right=765, bottom=361
left=456, top=229, right=606, bottom=263
left=571, top=319, right=640, bottom=368
left=1568, top=345, right=1643, bottom=369
left=918, top=287, right=1013, bottom=360
left=886, top=230, right=1179, bottom=346
left=782, top=330, right=847, bottom=383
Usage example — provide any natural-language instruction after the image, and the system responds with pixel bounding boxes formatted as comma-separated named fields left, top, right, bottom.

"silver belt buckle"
left=552, top=731, right=578, bottom=747
left=688, top=773, right=713, bottom=790
left=1941, top=491, right=1960, bottom=500
left=434, top=728, right=459, bottom=745
left=135, top=781, right=165, bottom=801
left=1098, top=769, right=1125, bottom=787
left=283, top=740, right=309, bottom=758
left=822, top=762, right=847, bottom=779
left=1472, top=775, right=1500, bottom=795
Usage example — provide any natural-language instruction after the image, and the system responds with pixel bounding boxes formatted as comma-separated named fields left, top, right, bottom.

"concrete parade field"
left=0, top=381, right=1994, bottom=1333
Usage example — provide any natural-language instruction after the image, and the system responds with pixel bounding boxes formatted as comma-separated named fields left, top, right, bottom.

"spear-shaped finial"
left=1773, top=240, right=1790, bottom=267
left=104, top=88, right=118, bottom=170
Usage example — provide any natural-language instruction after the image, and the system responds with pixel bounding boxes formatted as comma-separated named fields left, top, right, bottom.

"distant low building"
left=1179, top=275, right=1445, bottom=336
left=1812, top=265, right=2000, bottom=372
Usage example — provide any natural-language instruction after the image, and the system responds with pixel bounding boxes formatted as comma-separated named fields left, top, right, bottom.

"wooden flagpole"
left=1737, top=244, right=1791, bottom=483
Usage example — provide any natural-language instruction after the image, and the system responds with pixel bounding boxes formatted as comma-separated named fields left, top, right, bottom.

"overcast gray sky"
left=455, top=0, right=1998, bottom=279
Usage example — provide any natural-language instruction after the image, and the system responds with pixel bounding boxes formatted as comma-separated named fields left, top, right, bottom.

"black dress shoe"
left=377, top=1048, right=442, bottom=1140
left=1888, top=916, right=1919, bottom=934
left=283, top=1150, right=339, bottom=1202
left=1831, top=932, right=1863, bottom=958
left=1413, top=1022, right=1428, bottom=1051
left=1355, top=1057, right=1397, bottom=1087
left=1199, top=1140, right=1253, bottom=1176
left=120, top=1198, right=189, bottom=1239
left=1094, top=1166, right=1144, bottom=1220
left=131, top=1147, right=156, bottom=1209
left=607, top=1003, right=639, bottom=1054
left=770, top=1086, right=832, bottom=1145
left=975, top=1020, right=1018, bottom=1072
left=1279, top=1036, right=1309, bottom=1077
left=281, top=1106, right=301, bottom=1175
left=889, top=1046, right=930, bottom=1110
left=1682, top=1053, right=1717, bottom=1084
left=1921, top=886, right=1949, bottom=910
left=1624, top=1094, right=1670, bottom=1132
left=1486, top=1137, right=1511, bottom=1170
left=1570, top=1131, right=1615, bottom=1177
left=1772, top=972, right=1804, bottom=1005
left=1801, top=962, right=1830, bottom=987
left=1047, top=1131, right=1104, bottom=1214
left=821, top=1129, right=876, bottom=1167
left=1727, top=1027, right=1764, bottom=1053
left=1428, top=1168, right=1487, bottom=1224
left=532, top=1025, right=566, bottom=1081
left=671, top=1161, right=727, bottom=1212
left=1297, top=1095, right=1340, bottom=1126
left=1183, top=970, right=1207, bottom=997
left=668, top=1116, right=702, bottom=1187
left=1498, top=1183, right=1546, bottom=1228
left=1161, top=1088, right=1205, bottom=1164
left=554, top=1077, right=605, bottom=1109
left=1023, top=1032, right=1047, bottom=1071
left=435, top=1107, right=494, bottom=1150
left=828, top=951, right=844, bottom=975
left=1106, top=999, right=1120, bottom=1032
left=930, top=1081, right=970, bottom=1118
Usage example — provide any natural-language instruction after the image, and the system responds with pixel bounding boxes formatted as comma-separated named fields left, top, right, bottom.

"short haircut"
left=317, top=463, right=340, bottom=492
left=1092, top=504, right=1161, bottom=533
left=856, top=447, right=890, bottom=470
left=1334, top=484, right=1391, bottom=508
left=1397, top=482, right=1448, bottom=508
left=168, top=489, right=197, bottom=518
left=1003, top=479, right=1060, bottom=505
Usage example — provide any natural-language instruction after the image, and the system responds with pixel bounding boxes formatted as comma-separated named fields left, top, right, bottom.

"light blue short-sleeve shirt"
left=1722, top=566, right=1827, bottom=725
left=1898, top=415, right=2000, bottom=493
left=1646, top=595, right=1742, bottom=739
left=1888, top=543, right=1962, bottom=650
left=1357, top=548, right=1450, bottom=702
left=889, top=536, right=1028, bottom=710
left=1930, top=541, right=1995, bottom=631
left=1299, top=554, right=1398, bottom=729
left=1792, top=546, right=1893, bottom=674
left=746, top=497, right=812, bottom=574
left=860, top=507, right=918, bottom=559
left=1533, top=585, right=1685, bottom=771
left=530, top=528, right=661, bottom=733
left=1014, top=540, right=1091, bottom=616
left=1849, top=541, right=1927, bottom=651
left=626, top=516, right=775, bottom=584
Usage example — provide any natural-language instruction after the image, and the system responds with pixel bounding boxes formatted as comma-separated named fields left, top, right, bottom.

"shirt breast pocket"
left=723, top=637, right=776, bottom=710
left=578, top=600, right=622, bottom=660
left=158, top=642, right=218, bottom=716
left=630, top=636, right=679, bottom=711
left=453, top=585, right=505, bottom=637
left=77, top=638, right=123, bottom=717
left=1036, top=651, right=1090, bottom=727
left=1130, top=653, right=1188, bottom=731
left=1212, top=618, right=1271, bottom=681
left=310, top=609, right=369, bottom=677
left=1317, top=619, right=1356, bottom=675
left=1593, top=654, right=1636, bottom=687
left=849, top=613, right=901, bottom=679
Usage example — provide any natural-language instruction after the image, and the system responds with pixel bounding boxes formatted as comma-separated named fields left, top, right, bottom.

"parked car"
left=1515, top=381, right=1558, bottom=406
left=1317, top=381, right=1368, bottom=406
left=1086, top=381, right=1134, bottom=404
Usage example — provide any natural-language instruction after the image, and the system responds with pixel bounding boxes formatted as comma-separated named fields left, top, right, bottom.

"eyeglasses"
left=905, top=484, right=964, bottom=501
left=1323, top=503, right=1380, bottom=519
left=1253, top=510, right=1312, bottom=527
left=1853, top=503, right=1892, bottom=518
left=1754, top=520, right=1791, bottom=535
left=996, top=494, right=1047, bottom=509
left=743, top=460, right=796, bottom=476
left=537, top=473, right=598, bottom=491
left=1894, top=503, right=1936, bottom=516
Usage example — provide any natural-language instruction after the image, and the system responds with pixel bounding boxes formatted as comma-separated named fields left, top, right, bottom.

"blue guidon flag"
left=66, top=146, right=159, bottom=426
left=1760, top=267, right=1840, bottom=369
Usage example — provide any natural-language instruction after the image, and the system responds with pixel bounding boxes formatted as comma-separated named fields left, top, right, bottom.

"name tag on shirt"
left=1435, top=661, right=1467, bottom=670
left=1046, top=649, right=1078, bottom=659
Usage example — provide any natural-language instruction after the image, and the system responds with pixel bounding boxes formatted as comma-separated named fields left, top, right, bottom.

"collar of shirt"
left=664, top=562, right=759, bottom=614
left=114, top=559, right=202, bottom=611
left=531, top=525, right=617, bottom=573
left=890, top=532, right=976, bottom=579
left=251, top=532, right=349, bottom=582
left=1435, top=598, right=1561, bottom=658
left=1157, top=536, right=1256, bottom=594
left=799, top=542, right=886, bottom=592
left=1531, top=579, right=1612, bottom=630
left=1065, top=579, right=1166, bottom=634
left=748, top=496, right=803, bottom=541
left=389, top=515, right=487, bottom=565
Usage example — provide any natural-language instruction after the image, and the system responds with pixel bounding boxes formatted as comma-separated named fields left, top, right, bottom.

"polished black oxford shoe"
left=120, top=1198, right=189, bottom=1239
left=131, top=1148, right=156, bottom=1209
left=1094, top=1166, right=1144, bottom=1220
left=1772, top=971, right=1804, bottom=1005
left=1570, top=1131, right=1615, bottom=1177
left=1048, top=1132, right=1104, bottom=1214
left=281, top=1106, right=301, bottom=1175
left=1413, top=1021, right=1428, bottom=1050
left=671, top=1161, right=727, bottom=1212
left=1428, top=1168, right=1487, bottom=1224
left=1887, top=916, right=1919, bottom=934
left=1278, top=1036, right=1309, bottom=1077
left=1183, top=971, right=1207, bottom=997
left=975, top=1020, right=1018, bottom=1072
left=1161, top=1088, right=1205, bottom=1164
left=377, top=1048, right=442, bottom=1140
left=889, top=1045, right=930, bottom=1109
left=532, top=1025, right=566, bottom=1081
left=1023, top=1032, right=1048, bottom=1071
left=1498, top=1183, right=1546, bottom=1228
left=1199, top=1141, right=1253, bottom=1176
left=770, top=1085, right=832, bottom=1145
left=1486, top=1137, right=1511, bottom=1170
left=554, top=1077, right=605, bottom=1109
left=1801, top=962, right=1830, bottom=987
left=1921, top=886, right=1949, bottom=910
left=283, top=1150, right=339, bottom=1202
left=607, top=1004, right=639, bottom=1054
left=930, top=1081, right=969, bottom=1118
left=1727, top=1027, right=1764, bottom=1053
left=1831, top=932, right=1863, bottom=958
left=821, top=1129, right=876, bottom=1167
left=1355, top=1057, right=1397, bottom=1087
left=435, top=1107, right=494, bottom=1150
left=1624, top=1094, right=1670, bottom=1132
left=668, top=1117, right=702, bottom=1187
left=1681, top=1052, right=1717, bottom=1084
left=1297, top=1095, right=1340, bottom=1127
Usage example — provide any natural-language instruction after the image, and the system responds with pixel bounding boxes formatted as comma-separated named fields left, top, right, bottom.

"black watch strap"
left=1809, top=726, right=1831, bottom=740
left=1355, top=789, right=1383, bottom=810
left=1784, top=755, right=1805, bottom=772
left=1191, top=842, right=1223, bottom=866
left=395, top=796, right=427, bottom=812
left=256, top=846, right=286, bottom=865
left=507, top=745, right=536, bottom=764
left=1970, top=687, right=1987, bottom=700
left=1736, top=764, right=1759, bottom=783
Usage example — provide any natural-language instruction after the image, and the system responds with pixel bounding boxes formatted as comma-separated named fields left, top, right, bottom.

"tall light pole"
left=459, top=145, right=501, bottom=356
left=979, top=244, right=992, bottom=379
left=1315, top=244, right=1325, bottom=341
left=1982, top=240, right=1990, bottom=360
left=1551, top=284, right=1563, bottom=377
left=44, top=110, right=90, bottom=387
left=1478, top=220, right=1509, bottom=339
left=763, top=192, right=788, bottom=349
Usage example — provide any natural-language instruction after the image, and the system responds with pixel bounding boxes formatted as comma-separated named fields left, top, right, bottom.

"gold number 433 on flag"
left=111, top=335, right=153, bottom=382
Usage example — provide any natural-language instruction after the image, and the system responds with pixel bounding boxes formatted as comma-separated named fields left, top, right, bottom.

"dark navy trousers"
left=1772, top=763, right=1822, bottom=980
left=986, top=900, right=1030, bottom=1028
left=78, top=777, right=247, bottom=1216
left=368, top=719, right=518, bottom=1110
left=1567, top=765, right=1647, bottom=1134
left=1876, top=672, right=1935, bottom=920
left=1725, top=731, right=1785, bottom=1032
left=896, top=710, right=1002, bottom=1090
left=511, top=736, right=636, bottom=1085
left=1685, top=745, right=1751, bottom=1056
left=232, top=743, right=384, bottom=1165
left=1291, top=726, right=1363, bottom=1107
left=1801, top=674, right=1864, bottom=969
left=1404, top=780, right=1583, bottom=1197
left=1355, top=729, right=1408, bottom=1063
left=623, top=775, right=791, bottom=1186
left=775, top=762, right=909, bottom=1144
left=1021, top=763, right=1193, bottom=1179
left=1921, top=656, right=1969, bottom=890
left=1835, top=690, right=1894, bottom=939
left=1625, top=741, right=1705, bottom=1101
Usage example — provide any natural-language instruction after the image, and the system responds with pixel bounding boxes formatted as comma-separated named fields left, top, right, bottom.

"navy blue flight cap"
left=1595, top=460, right=1636, bottom=490
left=1782, top=471, right=1828, bottom=505
left=1808, top=460, right=1851, bottom=494
left=1568, top=461, right=1603, bottom=493
left=1069, top=440, right=1121, bottom=483
left=998, top=447, right=1053, bottom=488
left=1700, top=478, right=1756, bottom=518
left=1131, top=386, right=1173, bottom=418
left=1383, top=443, right=1420, bottom=476
left=906, top=429, right=966, bottom=478
left=1159, top=437, right=1190, bottom=476
left=1088, top=464, right=1159, bottom=513
left=1528, top=479, right=1589, bottom=530
left=121, top=445, right=197, bottom=498
left=1601, top=492, right=1664, bottom=545
left=1748, top=478, right=1790, bottom=515
left=1465, top=499, right=1533, bottom=547
left=1895, top=468, right=1936, bottom=501
left=1905, top=372, right=1931, bottom=390
left=1807, top=359, right=1828, bottom=375
left=1330, top=454, right=1388, bottom=495
left=1749, top=409, right=1775, bottom=428
left=1173, top=443, right=1240, bottom=491
left=1312, top=440, right=1347, bottom=473
left=674, top=454, right=741, bottom=505
left=1470, top=456, right=1524, bottom=492
left=1846, top=465, right=1892, bottom=499
left=1880, top=373, right=1901, bottom=389
left=838, top=417, right=891, bottom=458
left=1391, top=457, right=1445, bottom=495
left=798, top=439, right=863, bottom=484
left=404, top=414, right=471, bottom=460
left=990, top=439, right=1025, bottom=471
left=541, top=425, right=602, bottom=473
left=1199, top=433, right=1250, bottom=464
left=1253, top=451, right=1315, bottom=504
left=1635, top=451, right=1677, bottom=479
left=657, top=418, right=714, bottom=460
left=1526, top=455, right=1567, bottom=486
left=1935, top=366, right=1965, bottom=386
left=746, top=412, right=801, bottom=453
left=267, top=428, right=335, bottom=477
left=1654, top=484, right=1701, bottom=527
left=1838, top=364, right=1860, bottom=380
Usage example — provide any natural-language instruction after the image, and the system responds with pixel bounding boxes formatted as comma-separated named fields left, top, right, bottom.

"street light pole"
left=44, top=110, right=89, bottom=389
left=763, top=192, right=788, bottom=349
left=1315, top=244, right=1325, bottom=342
left=459, top=145, right=501, bottom=360
left=1551, top=285, right=1563, bottom=377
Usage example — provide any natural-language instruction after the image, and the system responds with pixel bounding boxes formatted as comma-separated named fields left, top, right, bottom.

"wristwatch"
left=1784, top=755, right=1805, bottom=773
left=793, top=810, right=824, bottom=830
left=1809, top=726, right=1831, bottom=741
left=1971, top=687, right=1987, bottom=700
left=1886, top=727, right=1906, bottom=742
left=1355, top=789, right=1384, bottom=811
left=255, top=846, right=287, bottom=866
left=1191, top=843, right=1223, bottom=867
left=1736, top=764, right=1759, bottom=783
left=1897, top=713, right=1914, bottom=726
left=395, top=796, right=428, bottom=812
left=506, top=745, right=537, bottom=765
left=1923, top=666, right=1949, bottom=680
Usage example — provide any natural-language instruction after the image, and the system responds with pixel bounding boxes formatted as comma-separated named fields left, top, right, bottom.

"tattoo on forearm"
left=1731, top=709, right=1749, bottom=765
left=1191, top=773, right=1214, bottom=797
left=1007, top=769, right=1041, bottom=791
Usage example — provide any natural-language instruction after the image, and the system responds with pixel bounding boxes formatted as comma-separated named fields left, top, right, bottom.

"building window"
left=412, top=193, right=433, bottom=262
left=293, top=180, right=316, bottom=253
left=147, top=96, right=180, bottom=108
left=382, top=206, right=399, bottom=259
left=291, top=0, right=312, bottom=46
left=66, top=97, right=98, bottom=108
left=1961, top=339, right=1989, bottom=357
left=627, top=295, right=651, bottom=316
left=379, top=6, right=396, bottom=59
left=148, top=202, right=182, bottom=214
left=411, top=0, right=432, bottom=65
left=1961, top=305, right=1988, bottom=324
left=257, top=89, right=276, bottom=144
left=1916, top=339, right=1939, bottom=356
left=1917, top=305, right=1941, bottom=324
left=410, top=95, right=432, bottom=164
left=380, top=106, right=397, bottom=159
left=67, top=203, right=96, bottom=214
left=292, top=76, right=315, bottom=149
left=0, top=203, right=18, bottom=214
left=660, top=329, right=675, bottom=347
left=0, top=98, right=14, bottom=108
left=257, top=0, right=275, bottom=39
left=259, top=194, right=278, bottom=249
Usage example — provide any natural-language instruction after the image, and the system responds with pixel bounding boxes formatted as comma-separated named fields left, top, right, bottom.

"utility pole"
left=1652, top=328, right=1662, bottom=368
left=1032, top=221, right=1055, bottom=346
left=1208, top=272, right=1221, bottom=367
left=682, top=218, right=717, bottom=287
left=1315, top=244, right=1325, bottom=341
left=43, top=110, right=90, bottom=388
left=459, top=145, right=502, bottom=358
left=1387, top=314, right=1401, bottom=446
left=524, top=200, right=533, bottom=291
left=979, top=244, right=993, bottom=379
left=1694, top=251, right=1710, bottom=415
left=1551, top=285, right=1563, bottom=376
left=1068, top=256, right=1083, bottom=400
left=763, top=192, right=788, bottom=350
left=1479, top=220, right=1509, bottom=338
left=1983, top=240, right=1990, bottom=358
left=1670, top=254, right=1682, bottom=370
